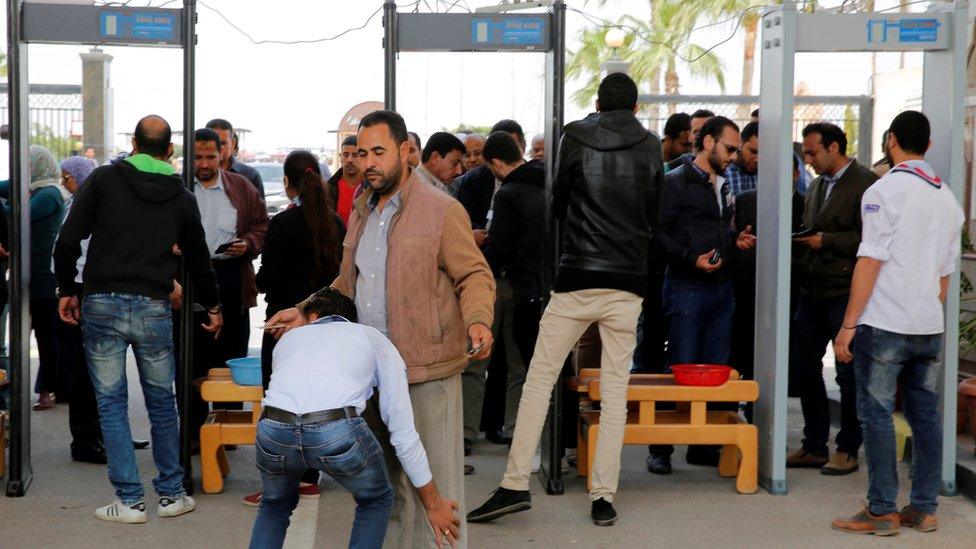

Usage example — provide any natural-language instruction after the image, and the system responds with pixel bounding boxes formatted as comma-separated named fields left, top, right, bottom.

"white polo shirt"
left=856, top=160, right=964, bottom=335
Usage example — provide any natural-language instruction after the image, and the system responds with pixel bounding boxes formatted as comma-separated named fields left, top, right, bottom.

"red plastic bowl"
left=671, top=364, right=732, bottom=386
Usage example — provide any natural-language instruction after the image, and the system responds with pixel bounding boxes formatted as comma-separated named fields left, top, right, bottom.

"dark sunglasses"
left=718, top=142, right=740, bottom=155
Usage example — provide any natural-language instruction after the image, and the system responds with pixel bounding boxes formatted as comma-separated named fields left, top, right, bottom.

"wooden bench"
left=573, top=370, right=759, bottom=494
left=199, top=368, right=263, bottom=494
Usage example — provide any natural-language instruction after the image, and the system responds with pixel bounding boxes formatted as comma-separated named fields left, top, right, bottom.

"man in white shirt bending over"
left=831, top=111, right=964, bottom=536
left=248, top=288, right=460, bottom=549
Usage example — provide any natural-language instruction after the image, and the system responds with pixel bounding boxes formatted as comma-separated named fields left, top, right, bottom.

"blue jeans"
left=663, top=277, right=734, bottom=365
left=249, top=416, right=394, bottom=549
left=81, top=293, right=184, bottom=503
left=854, top=325, right=943, bottom=515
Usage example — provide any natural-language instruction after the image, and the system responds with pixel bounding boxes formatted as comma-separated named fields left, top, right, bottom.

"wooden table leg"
left=200, top=423, right=224, bottom=494
left=718, top=444, right=738, bottom=478
left=735, top=427, right=759, bottom=494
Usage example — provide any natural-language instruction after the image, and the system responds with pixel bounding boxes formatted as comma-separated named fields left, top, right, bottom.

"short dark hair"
left=359, top=110, right=409, bottom=146
left=663, top=113, right=692, bottom=139
left=422, top=132, right=466, bottom=163
left=341, top=135, right=357, bottom=148
left=297, top=287, right=358, bottom=323
left=741, top=121, right=759, bottom=143
left=205, top=118, right=234, bottom=133
left=408, top=131, right=422, bottom=149
left=802, top=122, right=848, bottom=156
left=482, top=131, right=523, bottom=164
left=490, top=119, right=525, bottom=146
left=750, top=108, right=759, bottom=119
left=597, top=72, right=638, bottom=112
left=194, top=128, right=222, bottom=150
left=695, top=116, right=740, bottom=151
left=887, top=111, right=929, bottom=156
left=134, top=115, right=172, bottom=158
left=691, top=109, right=715, bottom=120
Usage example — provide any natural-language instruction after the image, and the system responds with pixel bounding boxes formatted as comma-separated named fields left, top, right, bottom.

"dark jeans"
left=213, top=258, right=250, bottom=359
left=664, top=277, right=734, bottom=365
left=794, top=294, right=862, bottom=456
left=854, top=325, right=943, bottom=515
left=249, top=416, right=394, bottom=549
left=633, top=267, right=668, bottom=374
left=81, top=294, right=184, bottom=503
left=31, top=297, right=64, bottom=396
left=60, top=320, right=101, bottom=449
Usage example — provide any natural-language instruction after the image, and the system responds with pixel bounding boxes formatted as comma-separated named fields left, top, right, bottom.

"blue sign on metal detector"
left=100, top=11, right=177, bottom=42
left=471, top=17, right=546, bottom=46
left=866, top=18, right=940, bottom=44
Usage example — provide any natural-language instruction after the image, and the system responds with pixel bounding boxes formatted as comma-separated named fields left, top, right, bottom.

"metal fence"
left=637, top=94, right=874, bottom=165
left=0, top=83, right=83, bottom=160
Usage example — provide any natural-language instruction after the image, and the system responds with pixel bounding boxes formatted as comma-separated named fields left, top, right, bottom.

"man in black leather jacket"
left=468, top=73, right=663, bottom=528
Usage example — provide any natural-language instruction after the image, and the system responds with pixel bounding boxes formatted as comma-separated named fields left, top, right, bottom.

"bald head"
left=463, top=134, right=485, bottom=171
left=133, top=115, right=173, bottom=159
left=530, top=134, right=545, bottom=161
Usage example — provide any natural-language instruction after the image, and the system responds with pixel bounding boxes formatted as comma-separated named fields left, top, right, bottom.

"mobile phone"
left=792, top=227, right=818, bottom=238
left=708, top=251, right=722, bottom=265
left=215, top=239, right=240, bottom=254
left=466, top=341, right=486, bottom=356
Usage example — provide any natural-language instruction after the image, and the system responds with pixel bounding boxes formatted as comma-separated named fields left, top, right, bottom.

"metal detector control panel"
left=794, top=12, right=950, bottom=52
left=23, top=3, right=183, bottom=47
left=398, top=13, right=549, bottom=52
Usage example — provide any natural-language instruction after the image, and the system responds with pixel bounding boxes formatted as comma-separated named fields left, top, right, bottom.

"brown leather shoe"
left=899, top=505, right=937, bottom=532
left=832, top=507, right=900, bottom=536
left=32, top=392, right=55, bottom=411
left=821, top=451, right=859, bottom=476
left=786, top=448, right=828, bottom=468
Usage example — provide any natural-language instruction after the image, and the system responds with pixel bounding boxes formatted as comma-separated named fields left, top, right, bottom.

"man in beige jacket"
left=268, top=109, right=495, bottom=548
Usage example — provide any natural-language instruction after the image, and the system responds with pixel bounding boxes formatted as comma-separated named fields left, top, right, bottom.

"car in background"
left=248, top=162, right=290, bottom=216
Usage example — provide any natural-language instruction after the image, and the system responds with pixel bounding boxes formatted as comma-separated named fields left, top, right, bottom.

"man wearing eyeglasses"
left=787, top=122, right=877, bottom=476
left=648, top=115, right=756, bottom=474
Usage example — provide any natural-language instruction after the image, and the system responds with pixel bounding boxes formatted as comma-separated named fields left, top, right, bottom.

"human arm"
left=551, top=133, right=579, bottom=222
left=255, top=215, right=286, bottom=294
left=228, top=182, right=269, bottom=258
left=440, top=202, right=495, bottom=355
left=177, top=195, right=221, bottom=310
left=650, top=175, right=700, bottom=269
left=482, top=191, right=518, bottom=274
left=54, top=175, right=97, bottom=298
left=833, top=257, right=883, bottom=363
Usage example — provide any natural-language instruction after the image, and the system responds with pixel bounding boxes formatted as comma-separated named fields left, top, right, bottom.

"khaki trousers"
left=367, top=374, right=467, bottom=548
left=500, top=289, right=642, bottom=502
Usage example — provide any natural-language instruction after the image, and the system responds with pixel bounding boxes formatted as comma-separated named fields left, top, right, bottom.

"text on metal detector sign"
left=100, top=11, right=177, bottom=41
left=866, top=18, right=941, bottom=44
left=471, top=17, right=546, bottom=47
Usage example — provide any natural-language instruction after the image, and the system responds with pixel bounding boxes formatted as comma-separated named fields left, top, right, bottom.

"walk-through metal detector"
left=5, top=0, right=197, bottom=497
left=383, top=0, right=567, bottom=493
left=755, top=0, right=967, bottom=495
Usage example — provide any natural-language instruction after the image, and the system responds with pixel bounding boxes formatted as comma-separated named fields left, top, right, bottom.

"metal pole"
left=383, top=1, right=397, bottom=111
left=856, top=96, right=873, bottom=167
left=179, top=0, right=197, bottom=495
left=539, top=0, right=565, bottom=496
left=5, top=0, right=33, bottom=499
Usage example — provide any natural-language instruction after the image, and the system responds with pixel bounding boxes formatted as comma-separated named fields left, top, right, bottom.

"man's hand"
left=472, top=229, right=488, bottom=248
left=169, top=280, right=183, bottom=311
left=201, top=311, right=223, bottom=340
left=467, top=323, right=493, bottom=360
left=171, top=243, right=182, bottom=256
left=58, top=296, right=80, bottom=326
left=833, top=326, right=856, bottom=363
left=225, top=239, right=248, bottom=257
left=794, top=232, right=823, bottom=250
left=266, top=307, right=308, bottom=339
left=0, top=244, right=9, bottom=259
left=694, top=249, right=722, bottom=273
left=736, top=225, right=757, bottom=251
left=427, top=496, right=460, bottom=548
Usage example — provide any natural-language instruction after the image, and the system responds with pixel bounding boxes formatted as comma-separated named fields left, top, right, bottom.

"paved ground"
left=3, top=352, right=976, bottom=548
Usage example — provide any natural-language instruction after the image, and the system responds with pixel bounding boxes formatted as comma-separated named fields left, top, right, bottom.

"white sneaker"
left=158, top=495, right=196, bottom=518
left=95, top=499, right=147, bottom=524
left=531, top=446, right=542, bottom=473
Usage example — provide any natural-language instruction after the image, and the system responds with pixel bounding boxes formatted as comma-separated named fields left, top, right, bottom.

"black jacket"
left=733, top=187, right=806, bottom=283
left=798, top=160, right=878, bottom=298
left=255, top=205, right=345, bottom=317
left=483, top=161, right=545, bottom=301
left=652, top=155, right=739, bottom=283
left=54, top=160, right=220, bottom=308
left=552, top=110, right=663, bottom=294
left=454, top=164, right=496, bottom=229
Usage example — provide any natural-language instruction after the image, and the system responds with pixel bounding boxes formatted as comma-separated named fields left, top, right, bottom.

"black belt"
left=261, top=405, right=359, bottom=425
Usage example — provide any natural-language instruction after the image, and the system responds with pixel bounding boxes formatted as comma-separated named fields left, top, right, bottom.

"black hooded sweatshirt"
left=54, top=159, right=220, bottom=308
left=551, top=110, right=664, bottom=297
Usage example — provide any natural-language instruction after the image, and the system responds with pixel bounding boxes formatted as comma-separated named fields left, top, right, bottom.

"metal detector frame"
left=5, top=0, right=197, bottom=497
left=755, top=0, right=967, bottom=495
left=382, top=0, right=567, bottom=494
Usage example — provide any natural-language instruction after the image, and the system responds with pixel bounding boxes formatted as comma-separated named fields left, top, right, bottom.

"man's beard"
left=196, top=168, right=215, bottom=182
left=366, top=160, right=402, bottom=196
left=708, top=148, right=728, bottom=174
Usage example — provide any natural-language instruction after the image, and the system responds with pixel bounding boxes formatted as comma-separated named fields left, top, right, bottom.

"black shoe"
left=464, top=438, right=473, bottom=457
left=486, top=430, right=513, bottom=446
left=646, top=454, right=672, bottom=475
left=464, top=464, right=475, bottom=475
left=132, top=439, right=150, bottom=450
left=466, top=487, right=531, bottom=523
left=591, top=498, right=618, bottom=527
left=686, top=445, right=721, bottom=467
left=72, top=441, right=108, bottom=464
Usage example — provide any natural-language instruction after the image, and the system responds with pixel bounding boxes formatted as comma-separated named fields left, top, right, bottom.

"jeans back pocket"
left=256, top=436, right=287, bottom=475
left=318, top=437, right=370, bottom=478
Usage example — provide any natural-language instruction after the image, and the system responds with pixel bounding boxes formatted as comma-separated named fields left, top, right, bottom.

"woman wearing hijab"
left=0, top=145, right=68, bottom=410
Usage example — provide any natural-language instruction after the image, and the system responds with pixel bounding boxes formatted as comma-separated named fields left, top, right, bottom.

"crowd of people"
left=0, top=70, right=963, bottom=547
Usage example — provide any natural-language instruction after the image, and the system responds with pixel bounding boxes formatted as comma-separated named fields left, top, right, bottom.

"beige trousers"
left=500, top=289, right=642, bottom=502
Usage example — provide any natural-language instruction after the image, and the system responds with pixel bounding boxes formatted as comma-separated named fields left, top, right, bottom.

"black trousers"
left=633, top=267, right=669, bottom=375
left=59, top=320, right=101, bottom=449
left=31, top=297, right=64, bottom=396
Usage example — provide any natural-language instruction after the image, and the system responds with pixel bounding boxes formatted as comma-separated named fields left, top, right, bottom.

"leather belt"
left=261, top=405, right=358, bottom=425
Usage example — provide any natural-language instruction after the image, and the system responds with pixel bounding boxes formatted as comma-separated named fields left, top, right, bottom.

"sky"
left=2, top=0, right=926, bottom=155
